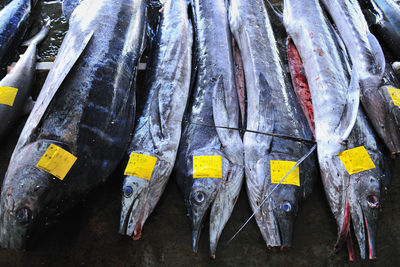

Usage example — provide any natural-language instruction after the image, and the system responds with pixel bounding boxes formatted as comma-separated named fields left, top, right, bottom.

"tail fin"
left=22, top=18, right=51, bottom=47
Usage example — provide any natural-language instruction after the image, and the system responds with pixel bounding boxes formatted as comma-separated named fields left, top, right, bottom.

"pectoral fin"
left=336, top=68, right=360, bottom=144
left=367, top=32, right=385, bottom=78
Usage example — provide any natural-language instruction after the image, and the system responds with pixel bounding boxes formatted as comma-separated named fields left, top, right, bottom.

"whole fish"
left=229, top=0, right=316, bottom=249
left=0, top=0, right=146, bottom=249
left=284, top=0, right=390, bottom=260
left=359, top=0, right=400, bottom=59
left=119, top=0, right=192, bottom=240
left=0, top=0, right=37, bottom=65
left=321, top=0, right=400, bottom=156
left=0, top=21, right=49, bottom=141
left=174, top=0, right=243, bottom=258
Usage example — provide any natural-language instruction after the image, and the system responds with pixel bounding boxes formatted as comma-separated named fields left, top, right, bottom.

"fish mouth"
left=333, top=196, right=379, bottom=260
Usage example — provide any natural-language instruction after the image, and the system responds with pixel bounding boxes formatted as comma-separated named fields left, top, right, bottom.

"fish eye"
left=15, top=207, right=32, bottom=225
left=123, top=186, right=133, bottom=197
left=281, top=202, right=292, bottom=212
left=193, top=191, right=205, bottom=204
left=367, top=195, right=379, bottom=209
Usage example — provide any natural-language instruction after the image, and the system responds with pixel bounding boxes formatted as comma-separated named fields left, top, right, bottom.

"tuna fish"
left=0, top=0, right=37, bottom=66
left=0, top=20, right=49, bottom=141
left=174, top=0, right=243, bottom=258
left=0, top=0, right=146, bottom=249
left=229, top=0, right=316, bottom=249
left=321, top=0, right=400, bottom=157
left=359, top=0, right=400, bottom=59
left=284, top=0, right=390, bottom=260
left=119, top=0, right=193, bottom=240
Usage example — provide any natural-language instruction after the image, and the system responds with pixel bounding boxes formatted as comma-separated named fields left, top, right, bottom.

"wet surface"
left=0, top=0, right=399, bottom=266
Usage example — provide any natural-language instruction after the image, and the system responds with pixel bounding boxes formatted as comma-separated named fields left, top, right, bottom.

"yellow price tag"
left=338, top=146, right=376, bottom=175
left=387, top=86, right=400, bottom=106
left=124, top=153, right=157, bottom=180
left=0, top=87, right=18, bottom=106
left=270, top=160, right=300, bottom=186
left=193, top=155, right=222, bottom=178
left=36, top=144, right=77, bottom=180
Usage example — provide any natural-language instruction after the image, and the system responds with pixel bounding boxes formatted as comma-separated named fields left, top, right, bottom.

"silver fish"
left=229, top=0, right=316, bottom=249
left=119, top=0, right=193, bottom=240
left=0, top=0, right=146, bottom=249
left=284, top=0, right=390, bottom=260
left=175, top=0, right=243, bottom=258
left=0, top=21, right=50, bottom=141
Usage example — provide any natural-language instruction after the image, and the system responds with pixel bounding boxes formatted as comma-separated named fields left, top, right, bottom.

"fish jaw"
left=0, top=140, right=60, bottom=249
left=209, top=163, right=244, bottom=258
left=348, top=169, right=382, bottom=260
left=119, top=175, right=148, bottom=239
left=188, top=179, right=220, bottom=253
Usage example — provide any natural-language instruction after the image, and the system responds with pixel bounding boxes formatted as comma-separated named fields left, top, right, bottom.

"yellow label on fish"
left=270, top=160, right=300, bottom=186
left=387, top=86, right=400, bottom=106
left=0, top=87, right=18, bottom=106
left=124, top=153, right=157, bottom=180
left=338, top=146, right=376, bottom=175
left=193, top=155, right=222, bottom=178
left=36, top=144, right=77, bottom=180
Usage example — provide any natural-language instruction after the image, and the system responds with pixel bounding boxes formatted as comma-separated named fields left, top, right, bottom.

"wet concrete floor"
left=0, top=0, right=399, bottom=266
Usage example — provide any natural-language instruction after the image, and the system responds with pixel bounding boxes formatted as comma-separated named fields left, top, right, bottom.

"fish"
left=321, top=0, right=400, bottom=157
left=0, top=20, right=50, bottom=141
left=229, top=0, right=316, bottom=250
left=119, top=0, right=193, bottom=240
left=0, top=0, right=38, bottom=66
left=358, top=0, right=400, bottom=59
left=284, top=0, right=390, bottom=260
left=174, top=0, right=243, bottom=258
left=62, top=0, right=83, bottom=22
left=0, top=0, right=146, bottom=249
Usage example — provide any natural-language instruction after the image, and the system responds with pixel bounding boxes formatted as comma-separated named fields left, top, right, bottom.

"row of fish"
left=0, top=0, right=399, bottom=261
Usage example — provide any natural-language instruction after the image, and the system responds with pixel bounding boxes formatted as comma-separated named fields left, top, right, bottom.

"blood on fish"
left=232, top=37, right=246, bottom=126
left=287, top=37, right=315, bottom=137
left=334, top=197, right=351, bottom=253
left=133, top=214, right=144, bottom=240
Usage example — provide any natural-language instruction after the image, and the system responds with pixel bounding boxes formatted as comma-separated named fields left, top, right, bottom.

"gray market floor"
left=0, top=0, right=399, bottom=266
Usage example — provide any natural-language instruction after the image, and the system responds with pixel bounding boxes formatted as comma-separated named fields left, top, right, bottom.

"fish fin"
left=62, top=0, right=83, bottom=22
left=22, top=97, right=35, bottom=116
left=212, top=75, right=243, bottom=165
left=336, top=67, right=360, bottom=144
left=265, top=0, right=283, bottom=23
left=257, top=73, right=274, bottom=140
left=22, top=18, right=50, bottom=47
left=13, top=29, right=94, bottom=154
left=367, top=32, right=385, bottom=78
left=149, top=84, right=164, bottom=146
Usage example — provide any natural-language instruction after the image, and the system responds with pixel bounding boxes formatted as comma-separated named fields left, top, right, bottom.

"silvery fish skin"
left=321, top=0, right=400, bottom=156
left=359, top=0, right=400, bottom=59
left=229, top=0, right=316, bottom=249
left=175, top=0, right=243, bottom=258
left=62, top=0, right=83, bottom=21
left=119, top=0, right=192, bottom=240
left=0, top=0, right=37, bottom=65
left=284, top=0, right=390, bottom=260
left=0, top=21, right=49, bottom=141
left=0, top=0, right=146, bottom=249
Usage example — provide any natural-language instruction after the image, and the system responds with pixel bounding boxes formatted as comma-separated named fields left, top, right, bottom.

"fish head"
left=0, top=141, right=64, bottom=249
left=348, top=169, right=382, bottom=260
left=119, top=175, right=148, bottom=239
left=269, top=185, right=300, bottom=249
left=188, top=178, right=220, bottom=252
